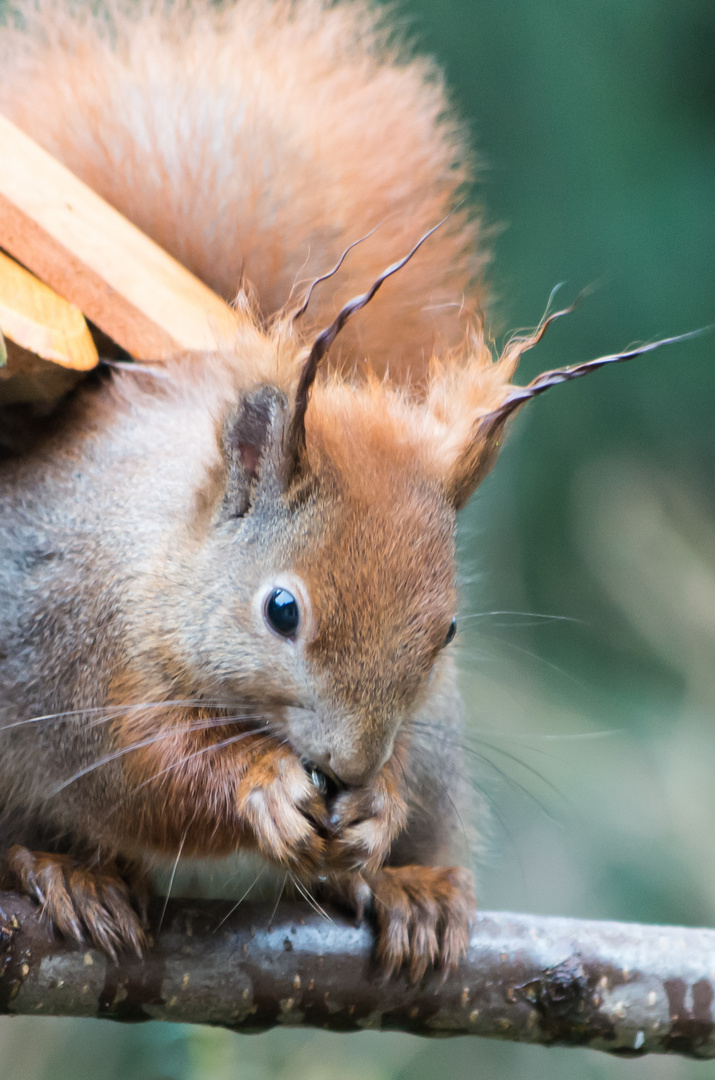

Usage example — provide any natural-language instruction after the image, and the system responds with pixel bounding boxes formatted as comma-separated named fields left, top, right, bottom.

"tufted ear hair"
left=222, top=384, right=292, bottom=517
left=284, top=218, right=449, bottom=475
left=442, top=324, right=702, bottom=511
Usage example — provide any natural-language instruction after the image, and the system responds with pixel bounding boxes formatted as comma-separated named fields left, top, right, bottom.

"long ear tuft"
left=445, top=327, right=705, bottom=509
left=483, top=328, right=705, bottom=425
left=290, top=224, right=381, bottom=325
left=285, top=217, right=450, bottom=470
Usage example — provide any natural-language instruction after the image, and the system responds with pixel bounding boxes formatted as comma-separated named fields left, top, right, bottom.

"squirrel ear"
left=445, top=330, right=701, bottom=510
left=223, top=385, right=291, bottom=516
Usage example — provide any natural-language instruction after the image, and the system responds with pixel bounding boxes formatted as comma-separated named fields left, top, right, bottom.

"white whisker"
left=460, top=610, right=585, bottom=626
left=0, top=698, right=248, bottom=735
left=48, top=716, right=272, bottom=797
left=213, top=865, right=267, bottom=932
left=157, top=830, right=186, bottom=937
left=100, top=732, right=276, bottom=824
left=289, top=872, right=334, bottom=924
left=268, top=874, right=288, bottom=929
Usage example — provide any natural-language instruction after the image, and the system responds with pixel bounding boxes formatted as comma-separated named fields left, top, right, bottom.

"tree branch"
left=1, top=891, right=714, bottom=1058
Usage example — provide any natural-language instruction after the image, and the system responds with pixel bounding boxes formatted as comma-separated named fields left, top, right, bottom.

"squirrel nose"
left=287, top=708, right=396, bottom=788
left=330, top=759, right=378, bottom=788
left=304, top=750, right=379, bottom=789
left=326, top=742, right=393, bottom=788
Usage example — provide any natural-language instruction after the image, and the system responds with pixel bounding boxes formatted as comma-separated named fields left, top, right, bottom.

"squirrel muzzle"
left=283, top=704, right=397, bottom=788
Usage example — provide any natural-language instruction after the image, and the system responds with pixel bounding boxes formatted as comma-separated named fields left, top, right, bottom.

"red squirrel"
left=0, top=0, right=691, bottom=978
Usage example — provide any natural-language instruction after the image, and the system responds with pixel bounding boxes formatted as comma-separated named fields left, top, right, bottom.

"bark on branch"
left=1, top=890, right=714, bottom=1059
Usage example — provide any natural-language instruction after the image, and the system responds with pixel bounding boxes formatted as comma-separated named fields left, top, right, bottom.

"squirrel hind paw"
left=370, top=865, right=475, bottom=982
left=3, top=846, right=146, bottom=960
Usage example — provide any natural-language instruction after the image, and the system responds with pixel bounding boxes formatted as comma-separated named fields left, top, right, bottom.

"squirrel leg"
left=321, top=735, right=475, bottom=980
left=235, top=744, right=327, bottom=873
left=321, top=685, right=477, bottom=978
left=2, top=846, right=146, bottom=959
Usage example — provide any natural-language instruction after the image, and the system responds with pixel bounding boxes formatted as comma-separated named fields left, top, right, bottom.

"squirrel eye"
left=443, top=617, right=457, bottom=646
left=264, top=587, right=300, bottom=639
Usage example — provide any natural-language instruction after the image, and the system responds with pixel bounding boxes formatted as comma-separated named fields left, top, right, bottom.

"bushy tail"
left=0, top=0, right=484, bottom=380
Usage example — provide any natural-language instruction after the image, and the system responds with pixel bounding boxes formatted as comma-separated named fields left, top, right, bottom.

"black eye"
left=264, top=588, right=300, bottom=639
left=444, top=617, right=457, bottom=646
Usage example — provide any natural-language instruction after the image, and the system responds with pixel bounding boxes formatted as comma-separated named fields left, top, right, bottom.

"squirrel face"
left=272, top=463, right=456, bottom=787
left=148, top=380, right=459, bottom=791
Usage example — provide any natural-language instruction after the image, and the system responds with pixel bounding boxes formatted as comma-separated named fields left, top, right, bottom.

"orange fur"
left=0, top=0, right=547, bottom=976
left=370, top=864, right=475, bottom=979
left=5, top=846, right=147, bottom=958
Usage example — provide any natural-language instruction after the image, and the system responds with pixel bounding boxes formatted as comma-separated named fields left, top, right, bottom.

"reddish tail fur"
left=0, top=0, right=484, bottom=382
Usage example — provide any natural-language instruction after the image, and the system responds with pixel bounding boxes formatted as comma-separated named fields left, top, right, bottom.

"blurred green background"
left=0, top=0, right=713, bottom=1077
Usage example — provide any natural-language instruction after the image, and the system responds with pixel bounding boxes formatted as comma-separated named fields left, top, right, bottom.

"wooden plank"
left=0, top=251, right=95, bottom=405
left=0, top=250, right=97, bottom=371
left=0, top=114, right=237, bottom=360
left=0, top=339, right=84, bottom=405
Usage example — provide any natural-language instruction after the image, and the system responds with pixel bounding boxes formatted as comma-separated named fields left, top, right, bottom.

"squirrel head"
left=112, top=233, right=694, bottom=834
left=153, top=375, right=458, bottom=790
left=125, top=241, right=690, bottom=799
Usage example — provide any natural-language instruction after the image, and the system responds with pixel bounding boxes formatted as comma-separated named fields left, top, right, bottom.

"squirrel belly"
left=0, top=0, right=526, bottom=977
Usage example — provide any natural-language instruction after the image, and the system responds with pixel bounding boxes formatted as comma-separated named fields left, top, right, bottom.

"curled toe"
left=3, top=846, right=146, bottom=959
left=370, top=864, right=475, bottom=981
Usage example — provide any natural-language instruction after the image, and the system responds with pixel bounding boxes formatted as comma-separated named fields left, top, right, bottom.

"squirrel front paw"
left=235, top=745, right=326, bottom=872
left=3, top=846, right=146, bottom=960
left=324, top=770, right=408, bottom=876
